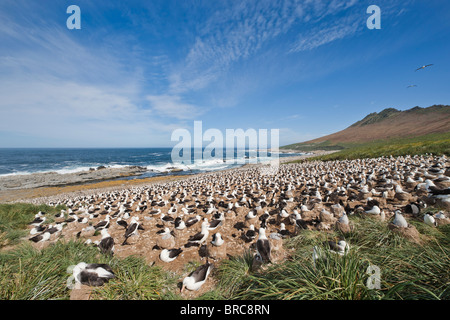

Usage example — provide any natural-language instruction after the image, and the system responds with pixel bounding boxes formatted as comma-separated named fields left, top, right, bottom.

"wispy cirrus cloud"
left=289, top=17, right=362, bottom=53
left=167, top=0, right=362, bottom=96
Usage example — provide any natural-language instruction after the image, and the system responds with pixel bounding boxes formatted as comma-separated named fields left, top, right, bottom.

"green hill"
left=282, top=105, right=450, bottom=156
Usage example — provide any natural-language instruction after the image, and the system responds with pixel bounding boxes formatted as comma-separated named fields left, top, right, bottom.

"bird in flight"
left=415, top=64, right=433, bottom=71
left=407, top=85, right=417, bottom=88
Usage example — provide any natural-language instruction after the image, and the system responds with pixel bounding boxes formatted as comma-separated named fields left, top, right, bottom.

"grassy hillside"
left=282, top=105, right=450, bottom=152
left=289, top=132, right=450, bottom=162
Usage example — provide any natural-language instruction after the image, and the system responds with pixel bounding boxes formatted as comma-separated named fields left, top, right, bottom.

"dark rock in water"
left=97, top=166, right=106, bottom=170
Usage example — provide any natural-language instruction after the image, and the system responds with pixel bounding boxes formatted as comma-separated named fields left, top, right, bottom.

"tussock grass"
left=0, top=240, right=178, bottom=300
left=1, top=203, right=449, bottom=300
left=91, top=256, right=178, bottom=300
left=0, top=203, right=65, bottom=247
left=214, top=216, right=450, bottom=300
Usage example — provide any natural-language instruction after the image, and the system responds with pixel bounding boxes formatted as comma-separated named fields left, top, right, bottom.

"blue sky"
left=0, top=0, right=449, bottom=148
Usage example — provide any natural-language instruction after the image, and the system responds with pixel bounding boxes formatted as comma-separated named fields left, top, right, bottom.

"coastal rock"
left=0, top=166, right=148, bottom=191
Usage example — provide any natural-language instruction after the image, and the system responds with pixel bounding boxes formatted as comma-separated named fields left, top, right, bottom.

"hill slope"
left=282, top=105, right=450, bottom=151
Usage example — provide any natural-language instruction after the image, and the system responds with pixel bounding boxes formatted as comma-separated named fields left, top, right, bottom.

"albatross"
left=256, top=227, right=271, bottom=263
left=392, top=210, right=408, bottom=228
left=424, top=212, right=437, bottom=227
left=122, top=217, right=139, bottom=245
left=160, top=248, right=183, bottom=263
left=415, top=64, right=433, bottom=71
left=186, top=219, right=209, bottom=246
left=181, top=261, right=213, bottom=292
left=98, top=229, right=115, bottom=255
left=72, top=262, right=115, bottom=287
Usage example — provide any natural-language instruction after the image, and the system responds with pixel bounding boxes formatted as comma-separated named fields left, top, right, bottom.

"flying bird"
left=415, top=64, right=433, bottom=71
left=407, top=85, right=417, bottom=88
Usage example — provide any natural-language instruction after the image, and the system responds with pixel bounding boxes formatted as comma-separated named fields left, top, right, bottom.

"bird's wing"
left=169, top=248, right=183, bottom=258
left=124, top=223, right=138, bottom=237
left=86, top=263, right=114, bottom=275
left=191, top=263, right=212, bottom=282
left=188, top=232, right=204, bottom=242
left=100, top=237, right=114, bottom=251
left=256, top=239, right=271, bottom=262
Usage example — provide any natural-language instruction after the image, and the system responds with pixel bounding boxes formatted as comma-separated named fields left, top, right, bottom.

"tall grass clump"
left=0, top=203, right=65, bottom=247
left=0, top=240, right=178, bottom=300
left=214, top=216, right=450, bottom=300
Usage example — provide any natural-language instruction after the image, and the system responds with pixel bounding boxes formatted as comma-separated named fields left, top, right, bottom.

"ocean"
left=0, top=148, right=305, bottom=178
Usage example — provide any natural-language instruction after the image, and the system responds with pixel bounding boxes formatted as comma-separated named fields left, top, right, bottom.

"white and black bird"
left=94, top=215, right=110, bottom=230
left=72, top=262, right=115, bottom=287
left=403, top=201, right=426, bottom=216
left=207, top=216, right=223, bottom=231
left=55, top=210, right=65, bottom=218
left=116, top=217, right=128, bottom=229
left=160, top=248, right=183, bottom=263
left=29, top=215, right=46, bottom=226
left=122, top=217, right=140, bottom=245
left=415, top=64, right=433, bottom=71
left=256, top=227, right=271, bottom=263
left=45, top=223, right=64, bottom=235
left=364, top=203, right=381, bottom=215
left=98, top=229, right=115, bottom=255
left=211, top=232, right=224, bottom=247
left=277, top=223, right=291, bottom=238
left=185, top=215, right=201, bottom=228
left=174, top=217, right=186, bottom=230
left=77, top=216, right=89, bottom=224
left=186, top=219, right=209, bottom=246
left=161, top=213, right=174, bottom=224
left=424, top=212, right=437, bottom=227
left=30, top=224, right=47, bottom=235
left=181, top=261, right=213, bottom=292
left=435, top=211, right=446, bottom=220
left=242, top=224, right=257, bottom=243
left=392, top=210, right=408, bottom=228
left=29, top=231, right=51, bottom=243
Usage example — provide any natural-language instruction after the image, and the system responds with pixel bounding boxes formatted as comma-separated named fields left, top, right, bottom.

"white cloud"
left=147, top=95, right=204, bottom=120
left=0, top=2, right=186, bottom=147
left=0, top=79, right=181, bottom=147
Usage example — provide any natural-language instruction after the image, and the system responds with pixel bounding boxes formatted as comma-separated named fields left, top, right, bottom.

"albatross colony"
left=26, top=154, right=450, bottom=287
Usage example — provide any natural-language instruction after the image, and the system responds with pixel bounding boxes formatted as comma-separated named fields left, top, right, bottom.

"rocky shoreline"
left=0, top=151, right=337, bottom=202
left=0, top=166, right=148, bottom=191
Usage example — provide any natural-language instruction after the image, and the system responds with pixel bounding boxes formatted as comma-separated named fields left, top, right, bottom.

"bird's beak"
left=181, top=284, right=185, bottom=293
